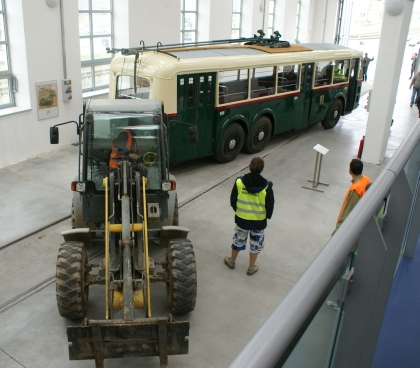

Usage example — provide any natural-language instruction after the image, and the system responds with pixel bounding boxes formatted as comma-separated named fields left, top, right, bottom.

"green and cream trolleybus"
left=108, top=34, right=362, bottom=164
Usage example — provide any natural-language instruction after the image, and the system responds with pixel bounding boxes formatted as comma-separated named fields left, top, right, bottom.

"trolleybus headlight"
left=71, top=181, right=86, bottom=192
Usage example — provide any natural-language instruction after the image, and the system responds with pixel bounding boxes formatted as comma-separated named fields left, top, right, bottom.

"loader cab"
left=81, top=99, right=170, bottom=224
left=86, top=111, right=167, bottom=191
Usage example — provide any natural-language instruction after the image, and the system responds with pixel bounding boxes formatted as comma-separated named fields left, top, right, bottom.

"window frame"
left=79, top=0, right=114, bottom=92
left=0, top=0, right=15, bottom=109
left=295, top=0, right=301, bottom=43
left=218, top=64, right=301, bottom=106
left=267, top=0, right=275, bottom=37
left=231, top=0, right=243, bottom=39
left=181, top=0, right=198, bottom=44
left=313, top=61, right=334, bottom=88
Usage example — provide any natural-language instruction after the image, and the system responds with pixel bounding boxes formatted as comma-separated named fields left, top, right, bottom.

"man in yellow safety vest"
left=224, top=157, right=275, bottom=275
left=335, top=158, right=371, bottom=232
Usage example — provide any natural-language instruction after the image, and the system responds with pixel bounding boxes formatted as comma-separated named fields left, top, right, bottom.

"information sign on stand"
left=302, top=144, right=329, bottom=192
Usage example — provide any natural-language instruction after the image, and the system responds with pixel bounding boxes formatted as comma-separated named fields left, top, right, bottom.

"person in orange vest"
left=109, top=128, right=146, bottom=170
left=335, top=158, right=371, bottom=232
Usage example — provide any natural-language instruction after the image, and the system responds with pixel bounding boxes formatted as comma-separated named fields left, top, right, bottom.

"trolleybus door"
left=345, top=58, right=361, bottom=112
left=170, top=73, right=215, bottom=163
left=296, top=63, right=314, bottom=129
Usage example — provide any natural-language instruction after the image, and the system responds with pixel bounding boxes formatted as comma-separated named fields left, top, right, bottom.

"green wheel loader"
left=50, top=99, right=198, bottom=367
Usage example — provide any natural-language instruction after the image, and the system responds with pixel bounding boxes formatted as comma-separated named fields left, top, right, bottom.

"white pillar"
left=362, top=0, right=414, bottom=164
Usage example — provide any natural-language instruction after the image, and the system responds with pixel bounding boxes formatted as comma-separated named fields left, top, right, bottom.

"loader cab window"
left=116, top=75, right=150, bottom=99
left=87, top=112, right=162, bottom=190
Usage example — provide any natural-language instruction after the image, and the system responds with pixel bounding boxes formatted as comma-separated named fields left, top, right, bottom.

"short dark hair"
left=350, top=158, right=363, bottom=175
left=249, top=157, right=264, bottom=174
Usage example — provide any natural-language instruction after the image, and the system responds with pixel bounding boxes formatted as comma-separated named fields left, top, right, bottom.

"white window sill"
left=0, top=105, right=31, bottom=117
left=83, top=88, right=109, bottom=99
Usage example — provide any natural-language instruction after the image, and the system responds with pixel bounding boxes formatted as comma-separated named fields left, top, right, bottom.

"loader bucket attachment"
left=67, top=317, right=189, bottom=367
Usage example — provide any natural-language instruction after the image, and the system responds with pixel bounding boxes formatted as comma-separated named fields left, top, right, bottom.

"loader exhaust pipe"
left=121, top=162, right=134, bottom=320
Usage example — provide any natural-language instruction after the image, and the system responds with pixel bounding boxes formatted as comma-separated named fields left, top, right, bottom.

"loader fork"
left=67, top=160, right=189, bottom=367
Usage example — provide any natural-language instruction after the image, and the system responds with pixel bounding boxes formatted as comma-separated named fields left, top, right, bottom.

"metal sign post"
left=303, top=144, right=329, bottom=192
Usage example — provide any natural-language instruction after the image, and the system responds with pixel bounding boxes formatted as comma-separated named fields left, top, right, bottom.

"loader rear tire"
left=56, top=241, right=89, bottom=319
left=166, top=239, right=197, bottom=315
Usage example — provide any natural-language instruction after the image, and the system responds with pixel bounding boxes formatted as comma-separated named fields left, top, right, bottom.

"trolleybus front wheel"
left=244, top=116, right=272, bottom=154
left=322, top=99, right=343, bottom=129
left=214, top=123, right=245, bottom=163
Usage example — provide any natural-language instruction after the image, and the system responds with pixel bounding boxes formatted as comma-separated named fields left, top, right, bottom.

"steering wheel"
left=143, top=152, right=157, bottom=167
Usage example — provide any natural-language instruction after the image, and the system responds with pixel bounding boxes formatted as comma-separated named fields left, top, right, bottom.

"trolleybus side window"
left=219, top=69, right=248, bottom=104
left=116, top=75, right=150, bottom=99
left=314, top=61, right=333, bottom=87
left=333, top=59, right=350, bottom=84
left=250, top=67, right=276, bottom=98
left=278, top=64, right=299, bottom=93
left=179, top=78, right=185, bottom=108
left=199, top=75, right=212, bottom=106
left=188, top=77, right=194, bottom=108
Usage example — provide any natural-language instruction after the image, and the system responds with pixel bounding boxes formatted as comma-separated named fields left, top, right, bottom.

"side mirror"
left=188, top=126, right=198, bottom=144
left=50, top=126, right=59, bottom=144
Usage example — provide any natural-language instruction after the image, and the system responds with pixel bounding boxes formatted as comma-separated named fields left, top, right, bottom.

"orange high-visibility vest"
left=109, top=129, right=137, bottom=168
left=337, top=175, right=371, bottom=221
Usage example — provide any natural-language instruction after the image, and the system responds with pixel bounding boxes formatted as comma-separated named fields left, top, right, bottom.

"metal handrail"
left=229, top=119, right=420, bottom=368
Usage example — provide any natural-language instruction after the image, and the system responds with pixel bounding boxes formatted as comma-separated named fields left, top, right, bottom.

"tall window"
left=79, top=0, right=113, bottom=92
left=0, top=0, right=14, bottom=108
left=267, top=0, right=275, bottom=36
left=295, top=0, right=301, bottom=43
left=231, top=0, right=242, bottom=39
left=181, top=0, right=197, bottom=44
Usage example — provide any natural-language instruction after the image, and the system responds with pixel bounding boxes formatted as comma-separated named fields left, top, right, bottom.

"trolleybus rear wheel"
left=244, top=116, right=272, bottom=153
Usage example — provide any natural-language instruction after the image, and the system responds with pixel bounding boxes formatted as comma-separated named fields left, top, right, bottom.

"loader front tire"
left=166, top=239, right=197, bottom=315
left=56, top=241, right=89, bottom=319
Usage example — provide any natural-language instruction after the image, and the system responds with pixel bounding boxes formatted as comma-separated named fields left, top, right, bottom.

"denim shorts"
left=231, top=225, right=265, bottom=254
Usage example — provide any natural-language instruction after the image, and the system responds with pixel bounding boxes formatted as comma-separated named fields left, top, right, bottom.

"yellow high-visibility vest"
left=235, top=178, right=268, bottom=221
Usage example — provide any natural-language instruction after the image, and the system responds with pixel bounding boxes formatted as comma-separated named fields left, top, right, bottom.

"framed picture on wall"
left=36, top=80, right=59, bottom=120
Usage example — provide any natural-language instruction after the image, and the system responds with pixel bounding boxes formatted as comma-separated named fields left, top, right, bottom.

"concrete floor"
left=0, top=61, right=419, bottom=367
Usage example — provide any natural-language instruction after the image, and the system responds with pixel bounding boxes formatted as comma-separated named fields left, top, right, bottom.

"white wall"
left=0, top=0, right=83, bottom=168
left=0, top=0, right=337, bottom=168
left=126, top=0, right=180, bottom=46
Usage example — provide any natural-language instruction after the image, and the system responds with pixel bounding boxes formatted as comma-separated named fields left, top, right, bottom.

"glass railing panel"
left=404, top=140, right=420, bottom=194
left=282, top=261, right=352, bottom=368
left=399, top=141, right=420, bottom=259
